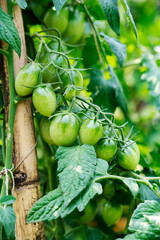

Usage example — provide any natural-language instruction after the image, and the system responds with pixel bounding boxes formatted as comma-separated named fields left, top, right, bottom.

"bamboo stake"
left=0, top=1, right=45, bottom=239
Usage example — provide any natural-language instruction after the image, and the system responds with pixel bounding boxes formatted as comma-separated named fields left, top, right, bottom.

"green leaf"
left=120, top=0, right=138, bottom=44
left=85, top=0, right=106, bottom=20
left=0, top=7, right=21, bottom=56
left=99, top=0, right=120, bottom=35
left=83, top=35, right=100, bottom=68
left=95, top=158, right=109, bottom=177
left=141, top=54, right=160, bottom=111
left=101, top=33, right=127, bottom=67
left=84, top=226, right=103, bottom=240
left=0, top=195, right=16, bottom=205
left=122, top=178, right=139, bottom=198
left=16, top=0, right=27, bottom=9
left=139, top=184, right=160, bottom=202
left=53, top=0, right=67, bottom=13
left=108, top=65, right=127, bottom=114
left=117, top=200, right=160, bottom=240
left=56, top=145, right=97, bottom=207
left=0, top=206, right=16, bottom=239
left=27, top=186, right=64, bottom=223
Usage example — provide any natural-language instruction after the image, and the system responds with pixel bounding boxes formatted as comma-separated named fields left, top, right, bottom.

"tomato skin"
left=43, top=7, right=69, bottom=34
left=50, top=113, right=80, bottom=146
left=103, top=180, right=116, bottom=200
left=96, top=138, right=117, bottom=162
left=79, top=119, right=103, bottom=145
left=15, top=62, right=41, bottom=97
left=127, top=140, right=140, bottom=161
left=80, top=201, right=97, bottom=224
left=63, top=9, right=85, bottom=44
left=62, top=70, right=83, bottom=99
left=32, top=85, right=56, bottom=117
left=40, top=117, right=54, bottom=145
left=102, top=200, right=123, bottom=227
left=118, top=147, right=139, bottom=170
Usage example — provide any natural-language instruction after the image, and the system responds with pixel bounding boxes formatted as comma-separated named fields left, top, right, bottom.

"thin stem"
left=0, top=48, right=8, bottom=57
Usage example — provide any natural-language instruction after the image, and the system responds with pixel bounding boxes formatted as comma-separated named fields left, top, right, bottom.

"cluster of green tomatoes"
left=15, top=37, right=140, bottom=173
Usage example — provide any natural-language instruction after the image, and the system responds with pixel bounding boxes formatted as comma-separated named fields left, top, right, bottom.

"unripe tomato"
left=50, top=113, right=80, bottom=146
left=80, top=201, right=97, bottom=224
left=62, top=70, right=83, bottom=99
left=127, top=140, right=140, bottom=161
left=43, top=7, right=69, bottom=34
left=32, top=85, right=56, bottom=117
left=117, top=147, right=139, bottom=170
left=103, top=180, right=116, bottom=200
left=62, top=9, right=85, bottom=44
left=96, top=138, right=117, bottom=162
left=15, top=62, right=41, bottom=97
left=40, top=117, right=54, bottom=145
left=79, top=119, right=103, bottom=145
left=102, top=200, right=123, bottom=227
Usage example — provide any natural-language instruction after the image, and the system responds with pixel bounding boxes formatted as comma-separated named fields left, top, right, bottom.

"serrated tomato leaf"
left=101, top=33, right=127, bottom=67
left=86, top=0, right=106, bottom=20
left=95, top=158, right=109, bottom=177
left=53, top=0, right=67, bottom=13
left=16, top=0, right=27, bottom=9
left=0, top=7, right=21, bottom=56
left=117, top=200, right=160, bottom=240
left=0, top=206, right=16, bottom=239
left=99, top=0, right=120, bottom=35
left=122, top=178, right=139, bottom=198
left=56, top=145, right=97, bottom=207
left=27, top=186, right=64, bottom=223
left=120, top=0, right=138, bottom=44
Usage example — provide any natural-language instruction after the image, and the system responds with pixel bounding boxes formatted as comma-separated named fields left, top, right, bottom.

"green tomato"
left=103, top=180, right=116, bottom=200
left=102, top=200, right=123, bottom=227
left=50, top=113, right=80, bottom=146
left=118, top=147, right=139, bottom=170
left=62, top=70, right=83, bottom=99
left=15, top=62, right=41, bottom=97
left=43, top=7, right=69, bottom=34
left=79, top=119, right=103, bottom=145
left=32, top=85, right=56, bottom=117
left=127, top=140, right=140, bottom=161
left=80, top=201, right=97, bottom=224
left=62, top=9, right=85, bottom=44
left=96, top=138, right=117, bottom=162
left=40, top=117, right=54, bottom=145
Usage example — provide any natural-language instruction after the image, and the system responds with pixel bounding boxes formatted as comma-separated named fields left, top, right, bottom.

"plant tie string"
left=14, top=141, right=37, bottom=171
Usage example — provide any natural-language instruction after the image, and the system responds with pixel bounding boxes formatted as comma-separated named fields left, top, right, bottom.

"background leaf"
left=0, top=7, right=21, bottom=56
left=141, top=54, right=160, bottom=111
left=122, top=178, right=139, bottom=198
left=53, top=0, right=67, bottom=13
left=16, top=0, right=27, bottom=9
left=120, top=0, right=138, bottom=43
left=0, top=206, right=16, bottom=239
left=101, top=33, right=127, bottom=67
left=99, top=0, right=120, bottom=35
left=0, top=195, right=16, bottom=205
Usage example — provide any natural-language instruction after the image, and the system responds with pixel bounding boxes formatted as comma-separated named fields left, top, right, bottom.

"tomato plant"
left=0, top=0, right=160, bottom=239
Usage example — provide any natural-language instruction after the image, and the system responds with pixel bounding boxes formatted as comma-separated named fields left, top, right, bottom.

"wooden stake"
left=0, top=1, right=45, bottom=239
